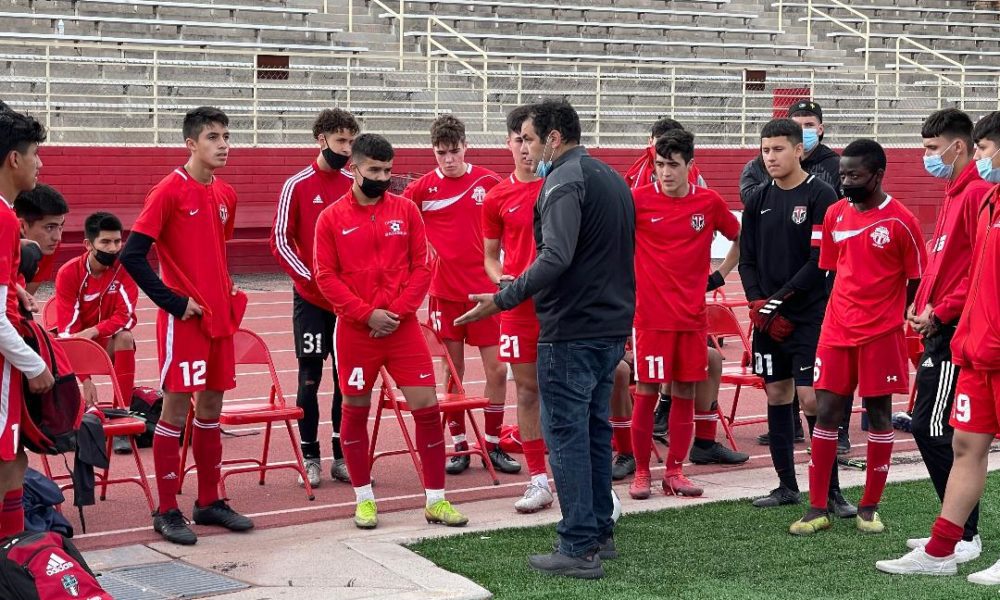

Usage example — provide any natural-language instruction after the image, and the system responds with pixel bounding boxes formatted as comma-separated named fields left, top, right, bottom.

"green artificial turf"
left=410, top=473, right=999, bottom=600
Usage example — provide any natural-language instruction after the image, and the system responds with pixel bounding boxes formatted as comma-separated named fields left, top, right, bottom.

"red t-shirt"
left=481, top=174, right=544, bottom=323
left=131, top=167, right=238, bottom=338
left=633, top=182, right=739, bottom=331
left=0, top=197, right=22, bottom=322
left=404, top=164, right=501, bottom=301
left=819, top=196, right=926, bottom=346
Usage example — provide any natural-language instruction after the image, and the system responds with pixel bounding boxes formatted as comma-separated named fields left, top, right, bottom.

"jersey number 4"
left=348, top=367, right=366, bottom=391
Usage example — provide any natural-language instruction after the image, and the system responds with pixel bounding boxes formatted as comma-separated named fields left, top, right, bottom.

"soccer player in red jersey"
left=876, top=112, right=1000, bottom=582
left=403, top=115, right=513, bottom=475
left=54, top=212, right=137, bottom=407
left=628, top=129, right=739, bottom=500
left=14, top=183, right=67, bottom=295
left=624, top=118, right=707, bottom=191
left=791, top=139, right=926, bottom=536
left=0, top=110, right=54, bottom=539
left=481, top=106, right=550, bottom=512
left=271, top=108, right=358, bottom=489
left=120, top=107, right=254, bottom=545
left=314, top=133, right=468, bottom=530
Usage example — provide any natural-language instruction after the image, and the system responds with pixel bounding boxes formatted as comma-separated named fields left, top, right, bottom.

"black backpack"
left=129, top=386, right=164, bottom=448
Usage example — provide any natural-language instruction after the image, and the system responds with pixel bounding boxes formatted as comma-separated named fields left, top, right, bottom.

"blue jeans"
left=537, top=337, right=625, bottom=557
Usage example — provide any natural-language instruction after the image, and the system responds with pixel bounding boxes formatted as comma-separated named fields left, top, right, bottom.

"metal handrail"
left=894, top=36, right=967, bottom=107
left=804, top=0, right=871, bottom=77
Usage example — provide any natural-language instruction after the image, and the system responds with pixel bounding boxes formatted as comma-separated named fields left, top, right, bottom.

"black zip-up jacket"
left=739, top=144, right=842, bottom=205
left=494, top=146, right=636, bottom=342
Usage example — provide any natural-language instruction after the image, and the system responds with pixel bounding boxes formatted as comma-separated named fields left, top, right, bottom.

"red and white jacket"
left=313, top=190, right=431, bottom=327
left=951, top=185, right=1000, bottom=371
left=270, top=162, right=354, bottom=311
left=54, top=251, right=138, bottom=339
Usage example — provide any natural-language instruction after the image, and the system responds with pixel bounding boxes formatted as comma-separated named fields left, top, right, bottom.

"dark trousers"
left=911, top=325, right=979, bottom=540
left=537, top=337, right=625, bottom=557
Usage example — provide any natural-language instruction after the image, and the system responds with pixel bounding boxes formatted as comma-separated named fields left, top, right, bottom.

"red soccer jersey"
left=404, top=164, right=501, bottom=301
left=624, top=146, right=705, bottom=190
left=481, top=174, right=544, bottom=323
left=131, top=167, right=238, bottom=338
left=270, top=162, right=353, bottom=311
left=0, top=197, right=22, bottom=322
left=54, top=251, right=138, bottom=338
left=313, top=190, right=431, bottom=326
left=819, top=196, right=926, bottom=347
left=633, top=182, right=739, bottom=331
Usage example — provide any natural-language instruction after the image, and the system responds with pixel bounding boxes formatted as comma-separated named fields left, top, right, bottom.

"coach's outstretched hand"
left=182, top=298, right=203, bottom=320
left=455, top=294, right=500, bottom=326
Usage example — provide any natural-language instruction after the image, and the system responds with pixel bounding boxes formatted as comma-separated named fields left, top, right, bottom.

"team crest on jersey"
left=472, top=186, right=487, bottom=205
left=108, top=281, right=119, bottom=294
left=691, top=214, right=705, bottom=232
left=870, top=225, right=891, bottom=248
left=385, top=219, right=406, bottom=236
left=61, top=574, right=79, bottom=597
left=218, top=203, right=229, bottom=226
left=791, top=206, right=807, bottom=225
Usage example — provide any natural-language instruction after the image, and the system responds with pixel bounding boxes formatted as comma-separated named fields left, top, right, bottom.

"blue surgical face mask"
left=976, top=149, right=1000, bottom=183
left=802, top=128, right=819, bottom=153
left=534, top=137, right=555, bottom=178
left=923, top=141, right=958, bottom=179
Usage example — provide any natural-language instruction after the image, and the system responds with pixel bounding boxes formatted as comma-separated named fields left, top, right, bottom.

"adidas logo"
left=46, top=553, right=74, bottom=576
left=312, top=195, right=324, bottom=204
left=922, top=357, right=934, bottom=368
left=162, top=472, right=178, bottom=480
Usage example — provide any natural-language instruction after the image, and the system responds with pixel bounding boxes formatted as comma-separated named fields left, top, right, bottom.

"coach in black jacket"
left=457, top=99, right=635, bottom=580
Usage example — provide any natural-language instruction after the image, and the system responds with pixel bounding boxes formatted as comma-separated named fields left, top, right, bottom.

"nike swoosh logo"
left=343, top=439, right=360, bottom=446
left=189, top=209, right=199, bottom=216
left=419, top=373, right=432, bottom=379
left=342, top=227, right=359, bottom=235
left=428, top=440, right=444, bottom=448
left=508, top=206, right=521, bottom=213
left=800, top=366, right=813, bottom=371
left=761, top=209, right=772, bottom=214
left=544, top=183, right=565, bottom=200
left=651, top=217, right=664, bottom=223
left=83, top=293, right=100, bottom=302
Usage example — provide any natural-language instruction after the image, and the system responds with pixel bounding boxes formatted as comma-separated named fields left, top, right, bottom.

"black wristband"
left=706, top=270, right=725, bottom=292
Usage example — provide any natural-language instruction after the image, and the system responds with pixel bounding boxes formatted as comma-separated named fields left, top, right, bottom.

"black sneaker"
left=597, top=536, right=618, bottom=560
left=112, top=435, right=132, bottom=455
left=837, top=428, right=851, bottom=455
left=192, top=500, right=254, bottom=532
left=486, top=448, right=521, bottom=474
left=652, top=398, right=670, bottom=438
left=611, top=453, right=636, bottom=481
left=752, top=486, right=801, bottom=508
left=756, top=432, right=770, bottom=445
left=446, top=453, right=470, bottom=475
left=828, top=490, right=858, bottom=518
left=528, top=550, right=604, bottom=580
left=689, top=442, right=750, bottom=465
left=153, top=508, right=197, bottom=545
left=794, top=419, right=806, bottom=443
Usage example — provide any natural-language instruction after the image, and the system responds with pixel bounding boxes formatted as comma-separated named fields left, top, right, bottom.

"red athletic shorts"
left=428, top=296, right=500, bottom=348
left=814, top=329, right=908, bottom=397
left=335, top=317, right=435, bottom=395
left=498, top=317, right=539, bottom=364
left=632, top=328, right=708, bottom=384
left=0, top=357, right=23, bottom=461
left=949, top=366, right=1000, bottom=435
left=157, top=312, right=235, bottom=393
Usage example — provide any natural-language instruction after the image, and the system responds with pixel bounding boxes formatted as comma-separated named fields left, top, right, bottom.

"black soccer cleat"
left=689, top=442, right=750, bottom=465
left=837, top=428, right=851, bottom=455
left=486, top=448, right=522, bottom=474
left=446, top=453, right=471, bottom=475
left=193, top=500, right=254, bottom=532
left=752, top=486, right=801, bottom=508
left=153, top=508, right=197, bottom=545
left=611, top=453, right=636, bottom=481
left=828, top=490, right=858, bottom=518
left=652, top=398, right=670, bottom=438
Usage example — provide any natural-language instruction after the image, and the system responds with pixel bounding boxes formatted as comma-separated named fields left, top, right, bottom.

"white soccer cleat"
left=875, top=547, right=957, bottom=576
left=968, top=557, right=1000, bottom=586
left=297, top=458, right=322, bottom=488
left=906, top=534, right=981, bottom=564
left=514, top=482, right=554, bottom=514
left=611, top=487, right=622, bottom=523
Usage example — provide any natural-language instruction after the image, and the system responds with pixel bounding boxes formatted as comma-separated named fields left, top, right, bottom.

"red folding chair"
left=41, top=297, right=58, bottom=332
left=905, top=334, right=924, bottom=413
left=706, top=303, right=766, bottom=452
left=41, top=337, right=155, bottom=511
left=369, top=324, right=500, bottom=486
left=179, top=329, right=314, bottom=501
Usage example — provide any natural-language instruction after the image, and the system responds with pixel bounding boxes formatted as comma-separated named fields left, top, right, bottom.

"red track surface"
left=37, top=278, right=917, bottom=552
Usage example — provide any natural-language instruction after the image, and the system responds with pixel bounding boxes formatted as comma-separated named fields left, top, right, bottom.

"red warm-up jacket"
left=313, top=190, right=431, bottom=327
left=54, top=252, right=138, bottom=338
left=913, top=161, right=992, bottom=325
left=951, top=185, right=1000, bottom=371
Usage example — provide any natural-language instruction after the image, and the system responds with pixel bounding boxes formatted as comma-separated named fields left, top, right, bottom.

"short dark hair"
left=351, top=133, right=394, bottom=163
left=0, top=110, right=46, bottom=164
left=972, top=111, right=1000, bottom=146
left=312, top=108, right=359, bottom=138
left=760, top=118, right=803, bottom=145
left=654, top=129, right=695, bottom=164
left=84, top=211, right=123, bottom=243
left=651, top=117, right=684, bottom=139
left=182, top=106, right=229, bottom=141
left=430, top=114, right=465, bottom=147
left=842, top=138, right=887, bottom=173
left=921, top=108, right=974, bottom=150
left=15, top=183, right=68, bottom=224
left=506, top=105, right=532, bottom=134
left=527, top=99, right=582, bottom=145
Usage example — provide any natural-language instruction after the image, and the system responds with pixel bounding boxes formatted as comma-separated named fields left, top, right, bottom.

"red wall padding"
left=37, top=146, right=945, bottom=274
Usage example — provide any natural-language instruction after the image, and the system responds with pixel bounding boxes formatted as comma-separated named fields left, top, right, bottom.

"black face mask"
left=93, top=249, right=118, bottom=267
left=843, top=173, right=878, bottom=204
left=322, top=147, right=349, bottom=171
left=358, top=175, right=391, bottom=199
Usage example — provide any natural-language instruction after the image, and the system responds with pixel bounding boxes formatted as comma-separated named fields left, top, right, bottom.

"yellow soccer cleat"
left=425, top=500, right=469, bottom=527
left=856, top=512, right=885, bottom=534
left=789, top=514, right=832, bottom=536
left=354, top=499, right=378, bottom=530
